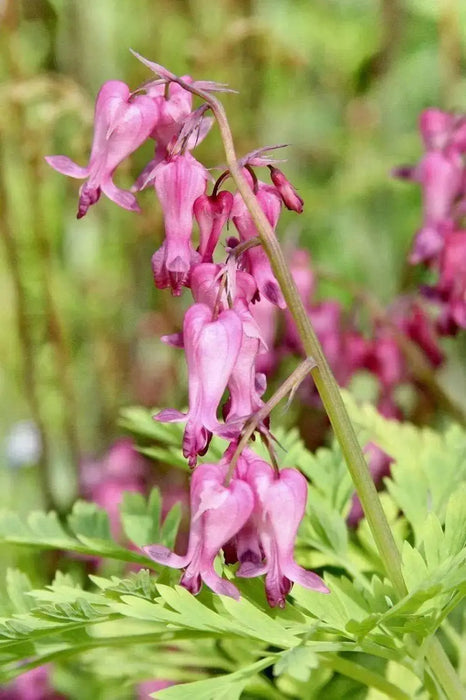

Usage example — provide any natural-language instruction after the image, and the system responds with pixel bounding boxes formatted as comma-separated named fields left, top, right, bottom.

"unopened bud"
left=268, top=166, right=304, bottom=213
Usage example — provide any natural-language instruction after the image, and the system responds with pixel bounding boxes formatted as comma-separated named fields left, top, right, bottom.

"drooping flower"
left=151, top=153, right=209, bottom=295
left=194, top=190, right=234, bottom=262
left=392, top=298, right=444, bottom=367
left=283, top=248, right=315, bottom=352
left=429, top=231, right=466, bottom=333
left=250, top=295, right=279, bottom=375
left=148, top=78, right=193, bottom=150
left=133, top=83, right=213, bottom=191
left=46, top=81, right=157, bottom=218
left=190, top=262, right=226, bottom=308
left=409, top=149, right=462, bottom=264
left=232, top=179, right=286, bottom=308
left=224, top=298, right=265, bottom=427
left=268, top=166, right=304, bottom=213
left=155, top=303, right=243, bottom=466
left=234, top=455, right=329, bottom=608
left=144, top=462, right=254, bottom=599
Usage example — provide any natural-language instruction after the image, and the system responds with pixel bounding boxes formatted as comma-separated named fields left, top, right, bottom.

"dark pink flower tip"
left=391, top=164, right=417, bottom=181
left=46, top=80, right=158, bottom=217
left=269, top=166, right=304, bottom=213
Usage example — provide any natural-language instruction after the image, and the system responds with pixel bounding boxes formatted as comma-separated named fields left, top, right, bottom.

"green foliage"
left=1, top=408, right=465, bottom=697
left=0, top=488, right=181, bottom=566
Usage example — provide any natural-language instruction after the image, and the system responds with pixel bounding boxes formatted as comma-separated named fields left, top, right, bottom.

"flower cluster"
left=47, top=54, right=326, bottom=607
left=394, top=108, right=466, bottom=334
left=257, top=248, right=443, bottom=420
left=145, top=449, right=328, bottom=607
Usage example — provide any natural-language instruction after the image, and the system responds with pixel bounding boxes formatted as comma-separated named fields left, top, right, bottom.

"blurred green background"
left=1, top=0, right=465, bottom=512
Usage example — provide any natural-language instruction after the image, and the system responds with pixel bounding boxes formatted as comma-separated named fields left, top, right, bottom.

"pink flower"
left=224, top=299, right=265, bottom=426
left=235, top=456, right=328, bottom=608
left=144, top=462, right=254, bottom=599
left=194, top=191, right=234, bottom=262
left=365, top=335, right=406, bottom=391
left=151, top=153, right=208, bottom=295
left=148, top=78, right=193, bottom=149
left=433, top=231, right=466, bottom=332
left=250, top=295, right=279, bottom=374
left=268, top=166, right=304, bottom=213
left=232, top=179, right=286, bottom=308
left=190, top=262, right=226, bottom=308
left=284, top=249, right=315, bottom=352
left=133, top=80, right=213, bottom=190
left=45, top=81, right=157, bottom=218
left=409, top=150, right=463, bottom=264
left=309, top=302, right=345, bottom=378
left=156, top=303, right=243, bottom=466
left=419, top=108, right=455, bottom=151
left=393, top=299, right=444, bottom=367
left=190, top=262, right=257, bottom=314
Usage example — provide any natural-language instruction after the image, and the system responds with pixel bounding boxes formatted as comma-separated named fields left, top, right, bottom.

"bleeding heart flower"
left=234, top=455, right=328, bottom=608
left=151, top=153, right=208, bottom=295
left=46, top=81, right=157, bottom=217
left=144, top=462, right=254, bottom=599
left=155, top=303, right=243, bottom=466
